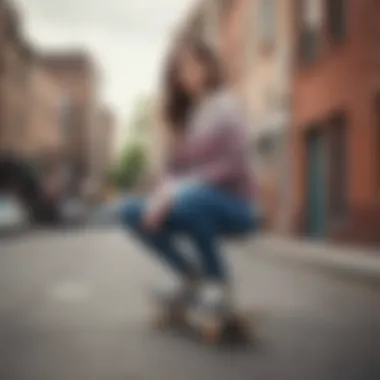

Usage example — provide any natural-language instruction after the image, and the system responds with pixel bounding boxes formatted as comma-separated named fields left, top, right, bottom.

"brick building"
left=25, top=59, right=64, bottom=167
left=40, top=51, right=100, bottom=195
left=0, top=0, right=32, bottom=156
left=169, top=0, right=380, bottom=244
left=292, top=0, right=380, bottom=244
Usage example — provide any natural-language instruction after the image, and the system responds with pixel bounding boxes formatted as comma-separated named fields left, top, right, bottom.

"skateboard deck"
left=150, top=289, right=254, bottom=345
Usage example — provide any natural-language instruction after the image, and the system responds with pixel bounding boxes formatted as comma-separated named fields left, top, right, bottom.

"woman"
left=122, top=39, right=259, bottom=312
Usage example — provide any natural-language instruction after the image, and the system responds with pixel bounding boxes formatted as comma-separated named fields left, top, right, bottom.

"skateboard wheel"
left=202, top=324, right=221, bottom=344
left=152, top=308, right=169, bottom=328
left=235, top=315, right=249, bottom=332
left=152, top=305, right=187, bottom=329
left=226, top=316, right=252, bottom=343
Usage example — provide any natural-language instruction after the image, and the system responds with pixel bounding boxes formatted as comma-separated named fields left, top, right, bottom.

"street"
left=0, top=229, right=379, bottom=380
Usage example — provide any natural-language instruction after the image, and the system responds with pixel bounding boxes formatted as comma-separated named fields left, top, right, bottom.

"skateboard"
left=150, top=290, right=254, bottom=345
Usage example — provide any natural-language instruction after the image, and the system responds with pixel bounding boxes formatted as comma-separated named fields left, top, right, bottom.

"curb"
left=250, top=235, right=380, bottom=286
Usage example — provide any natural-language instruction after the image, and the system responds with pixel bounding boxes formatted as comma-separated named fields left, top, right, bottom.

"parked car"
left=87, top=197, right=126, bottom=226
left=0, top=155, right=61, bottom=226
left=0, top=193, right=29, bottom=233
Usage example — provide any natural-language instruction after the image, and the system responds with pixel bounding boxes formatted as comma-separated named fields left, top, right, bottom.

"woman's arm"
left=168, top=90, right=250, bottom=190
left=143, top=95, right=249, bottom=229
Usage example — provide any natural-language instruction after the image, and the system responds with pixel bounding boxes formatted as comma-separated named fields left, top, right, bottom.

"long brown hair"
left=162, top=38, right=224, bottom=135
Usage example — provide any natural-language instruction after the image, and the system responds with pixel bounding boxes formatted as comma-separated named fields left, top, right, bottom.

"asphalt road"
left=0, top=228, right=379, bottom=380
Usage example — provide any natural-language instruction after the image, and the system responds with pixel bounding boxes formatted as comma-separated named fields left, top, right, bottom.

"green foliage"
left=109, top=95, right=154, bottom=190
left=110, top=144, right=146, bottom=190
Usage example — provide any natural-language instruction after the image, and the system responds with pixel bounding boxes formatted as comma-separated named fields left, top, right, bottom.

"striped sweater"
left=163, top=90, right=256, bottom=201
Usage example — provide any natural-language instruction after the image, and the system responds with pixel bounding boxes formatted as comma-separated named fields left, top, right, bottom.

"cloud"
left=17, top=0, right=188, bottom=37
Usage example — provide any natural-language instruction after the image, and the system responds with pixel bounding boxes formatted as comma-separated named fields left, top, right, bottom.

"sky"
left=15, top=0, right=194, bottom=153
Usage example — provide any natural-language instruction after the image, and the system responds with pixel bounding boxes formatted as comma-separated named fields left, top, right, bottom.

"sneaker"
left=153, top=277, right=200, bottom=311
left=197, top=282, right=233, bottom=316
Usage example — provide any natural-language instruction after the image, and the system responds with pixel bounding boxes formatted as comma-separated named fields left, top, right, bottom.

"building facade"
left=40, top=52, right=99, bottom=196
left=25, top=59, right=64, bottom=167
left=292, top=0, right=380, bottom=244
left=0, top=0, right=32, bottom=156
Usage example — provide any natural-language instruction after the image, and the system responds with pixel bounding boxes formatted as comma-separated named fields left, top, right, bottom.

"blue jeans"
left=121, top=186, right=257, bottom=283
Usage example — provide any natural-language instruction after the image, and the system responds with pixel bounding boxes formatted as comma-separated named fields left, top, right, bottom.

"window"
left=258, top=0, right=277, bottom=45
left=299, top=27, right=319, bottom=63
left=257, top=131, right=282, bottom=166
left=327, top=0, right=348, bottom=43
left=329, top=114, right=348, bottom=222
left=298, top=0, right=323, bottom=64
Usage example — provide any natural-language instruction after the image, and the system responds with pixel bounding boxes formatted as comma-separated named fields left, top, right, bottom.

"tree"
left=110, top=143, right=146, bottom=190
left=110, top=94, right=156, bottom=191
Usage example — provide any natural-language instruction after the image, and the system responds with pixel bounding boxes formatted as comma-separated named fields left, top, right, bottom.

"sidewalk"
left=246, top=234, right=380, bottom=285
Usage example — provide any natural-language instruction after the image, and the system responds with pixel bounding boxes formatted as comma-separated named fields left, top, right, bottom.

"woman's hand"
left=143, top=182, right=175, bottom=231
left=143, top=177, right=198, bottom=231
